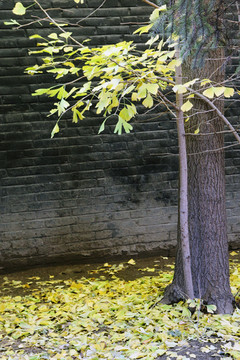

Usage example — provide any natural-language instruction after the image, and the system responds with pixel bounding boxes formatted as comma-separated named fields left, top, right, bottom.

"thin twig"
left=16, top=16, right=48, bottom=29
left=151, top=142, right=240, bottom=157
left=157, top=90, right=179, bottom=111
left=77, top=0, right=107, bottom=24
left=188, top=142, right=240, bottom=155
left=185, top=129, right=239, bottom=136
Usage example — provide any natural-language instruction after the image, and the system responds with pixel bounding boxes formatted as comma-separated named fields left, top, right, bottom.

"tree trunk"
left=175, top=45, right=194, bottom=300
left=162, top=48, right=234, bottom=314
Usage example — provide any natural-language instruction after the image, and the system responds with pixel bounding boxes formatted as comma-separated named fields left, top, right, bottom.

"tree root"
left=161, top=282, right=187, bottom=305
left=161, top=282, right=235, bottom=314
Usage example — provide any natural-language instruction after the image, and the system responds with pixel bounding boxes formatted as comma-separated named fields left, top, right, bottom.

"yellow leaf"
left=128, top=259, right=136, bottom=265
left=129, top=351, right=145, bottom=359
left=146, top=34, right=159, bottom=46
left=64, top=46, right=73, bottom=53
left=12, top=2, right=26, bottom=15
left=203, top=87, right=215, bottom=99
left=70, top=349, right=79, bottom=356
left=181, top=100, right=193, bottom=112
left=131, top=92, right=138, bottom=101
left=213, top=86, right=225, bottom=97
left=224, top=87, right=234, bottom=98
left=158, top=39, right=164, bottom=50
left=122, top=84, right=135, bottom=96
left=156, top=349, right=167, bottom=356
left=230, top=251, right=238, bottom=256
left=201, top=78, right=212, bottom=86
left=149, top=6, right=167, bottom=22
left=146, top=83, right=159, bottom=95
left=94, top=342, right=106, bottom=351
left=142, top=93, right=153, bottom=108
left=22, top=284, right=30, bottom=288
left=184, top=78, right=199, bottom=87
left=194, top=128, right=200, bottom=134
left=182, top=307, right=192, bottom=317
left=119, top=107, right=132, bottom=121
left=146, top=268, right=155, bottom=272
left=133, top=24, right=153, bottom=35
left=137, top=84, right=147, bottom=99
left=48, top=33, right=58, bottom=40
left=168, top=59, right=182, bottom=70
left=149, top=10, right=159, bottom=23
left=173, top=84, right=188, bottom=94
left=51, top=123, right=60, bottom=138
left=70, top=281, right=83, bottom=289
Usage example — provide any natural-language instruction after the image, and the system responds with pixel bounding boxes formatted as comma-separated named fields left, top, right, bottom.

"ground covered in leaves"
left=0, top=252, right=240, bottom=360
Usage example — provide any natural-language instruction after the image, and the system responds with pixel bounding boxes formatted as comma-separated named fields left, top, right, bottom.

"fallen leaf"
left=128, top=259, right=136, bottom=265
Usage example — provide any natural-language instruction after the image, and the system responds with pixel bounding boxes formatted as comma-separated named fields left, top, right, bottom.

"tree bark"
left=162, top=48, right=234, bottom=314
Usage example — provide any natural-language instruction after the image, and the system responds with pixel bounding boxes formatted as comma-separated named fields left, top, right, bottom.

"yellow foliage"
left=0, top=255, right=239, bottom=359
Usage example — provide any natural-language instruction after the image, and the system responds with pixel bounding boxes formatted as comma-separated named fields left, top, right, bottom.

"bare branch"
left=190, top=89, right=240, bottom=145
left=33, top=0, right=85, bottom=48
left=156, top=76, right=240, bottom=146
left=141, top=0, right=159, bottom=9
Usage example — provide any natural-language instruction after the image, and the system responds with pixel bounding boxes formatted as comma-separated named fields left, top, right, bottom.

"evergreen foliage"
left=153, top=0, right=239, bottom=68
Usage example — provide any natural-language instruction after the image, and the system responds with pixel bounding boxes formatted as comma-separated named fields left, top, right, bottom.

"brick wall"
left=0, top=0, right=239, bottom=269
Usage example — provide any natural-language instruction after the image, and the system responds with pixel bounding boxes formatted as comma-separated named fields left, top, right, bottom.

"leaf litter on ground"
left=0, top=252, right=239, bottom=360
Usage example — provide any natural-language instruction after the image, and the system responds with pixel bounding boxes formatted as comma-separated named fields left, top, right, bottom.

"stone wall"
left=0, top=0, right=239, bottom=269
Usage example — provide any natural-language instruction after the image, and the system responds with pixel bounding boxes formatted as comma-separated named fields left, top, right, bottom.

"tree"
left=151, top=0, right=240, bottom=313
left=163, top=49, right=235, bottom=313
left=7, top=0, right=240, bottom=313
